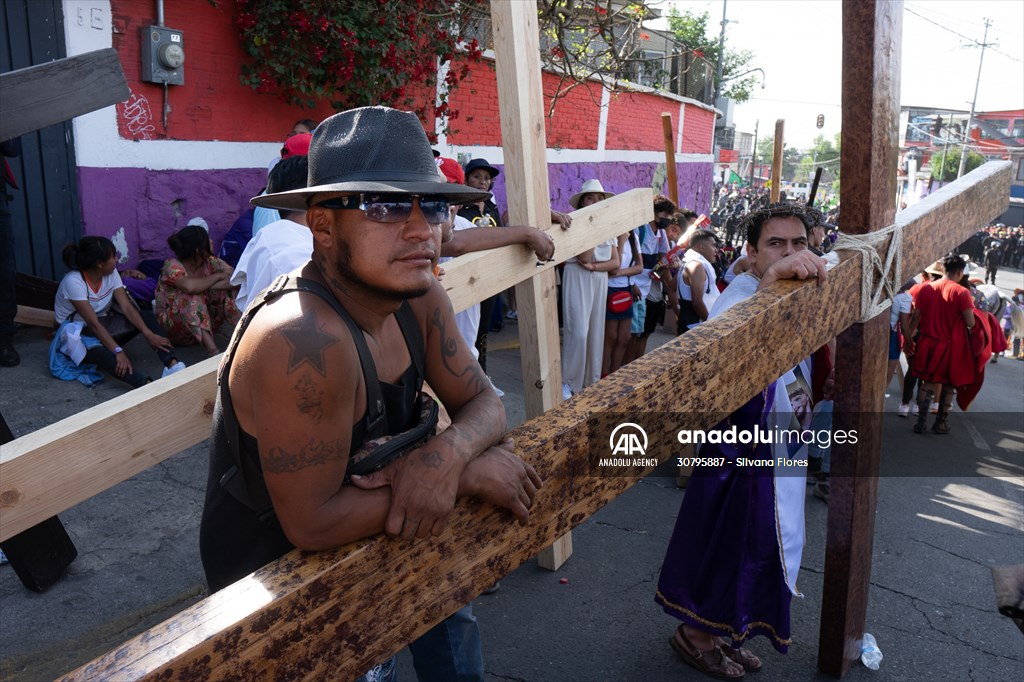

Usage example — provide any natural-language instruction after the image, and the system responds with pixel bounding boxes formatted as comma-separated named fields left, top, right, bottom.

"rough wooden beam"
left=491, top=0, right=574, bottom=570
left=820, top=1, right=902, bottom=676
left=2, top=161, right=1006, bottom=546
left=61, top=159, right=1010, bottom=678
left=0, top=48, right=129, bottom=141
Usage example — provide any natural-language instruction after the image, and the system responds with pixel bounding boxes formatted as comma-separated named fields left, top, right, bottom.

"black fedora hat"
left=463, top=157, right=500, bottom=179
left=252, top=106, right=490, bottom=211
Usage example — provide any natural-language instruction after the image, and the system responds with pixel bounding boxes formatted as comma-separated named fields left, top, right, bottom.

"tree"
left=756, top=135, right=800, bottom=181
left=794, top=134, right=840, bottom=183
left=930, top=148, right=985, bottom=182
left=666, top=7, right=758, bottom=103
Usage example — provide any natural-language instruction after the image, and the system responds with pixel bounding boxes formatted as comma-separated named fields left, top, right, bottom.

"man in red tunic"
left=910, top=255, right=975, bottom=434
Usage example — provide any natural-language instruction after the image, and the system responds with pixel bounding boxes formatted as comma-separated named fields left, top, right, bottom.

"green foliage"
left=233, top=0, right=486, bottom=140
left=793, top=134, right=840, bottom=182
left=755, top=135, right=801, bottom=180
left=666, top=7, right=758, bottom=103
left=930, top=148, right=986, bottom=182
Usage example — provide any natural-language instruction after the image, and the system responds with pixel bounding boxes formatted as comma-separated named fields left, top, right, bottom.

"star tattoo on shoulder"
left=280, top=313, right=340, bottom=377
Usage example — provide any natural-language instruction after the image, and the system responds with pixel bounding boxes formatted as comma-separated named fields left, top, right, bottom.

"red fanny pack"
left=608, top=290, right=632, bottom=313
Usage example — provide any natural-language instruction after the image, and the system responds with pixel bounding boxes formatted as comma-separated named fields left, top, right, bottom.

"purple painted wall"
left=490, top=161, right=714, bottom=216
left=77, top=167, right=266, bottom=266
left=76, top=161, right=712, bottom=266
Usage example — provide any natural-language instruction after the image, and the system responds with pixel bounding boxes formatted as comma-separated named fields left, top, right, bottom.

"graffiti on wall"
left=119, top=91, right=157, bottom=140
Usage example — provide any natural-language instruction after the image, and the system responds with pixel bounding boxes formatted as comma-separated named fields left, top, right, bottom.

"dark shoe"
left=813, top=479, right=830, bottom=504
left=0, top=342, right=19, bottom=367
left=670, top=625, right=745, bottom=680
left=931, top=419, right=950, bottom=435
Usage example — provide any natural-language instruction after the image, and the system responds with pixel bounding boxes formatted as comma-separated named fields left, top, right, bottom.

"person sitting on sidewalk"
left=156, top=225, right=240, bottom=356
left=54, top=236, right=185, bottom=388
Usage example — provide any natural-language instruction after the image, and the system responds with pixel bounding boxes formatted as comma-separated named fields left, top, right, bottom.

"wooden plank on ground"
left=0, top=48, right=129, bottom=141
left=60, top=161, right=1010, bottom=679
left=0, top=161, right=1008, bottom=547
left=491, top=0, right=574, bottom=569
left=14, top=305, right=54, bottom=328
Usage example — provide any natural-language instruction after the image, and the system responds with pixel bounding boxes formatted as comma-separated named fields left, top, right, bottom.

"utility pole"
left=750, top=119, right=759, bottom=187
left=957, top=18, right=993, bottom=179
left=713, top=0, right=728, bottom=105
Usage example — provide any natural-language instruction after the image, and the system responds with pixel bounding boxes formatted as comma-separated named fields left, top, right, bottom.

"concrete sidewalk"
left=1, top=267, right=1022, bottom=681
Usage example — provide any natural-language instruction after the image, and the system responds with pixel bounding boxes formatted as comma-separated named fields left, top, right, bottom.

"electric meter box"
left=141, top=26, right=185, bottom=85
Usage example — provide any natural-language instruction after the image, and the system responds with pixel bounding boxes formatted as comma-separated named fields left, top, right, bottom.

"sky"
left=646, top=0, right=1024, bottom=150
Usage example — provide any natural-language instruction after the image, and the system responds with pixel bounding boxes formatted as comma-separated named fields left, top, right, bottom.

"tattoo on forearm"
left=264, top=437, right=346, bottom=473
left=294, top=374, right=325, bottom=422
left=280, top=312, right=339, bottom=377
left=431, top=307, right=487, bottom=394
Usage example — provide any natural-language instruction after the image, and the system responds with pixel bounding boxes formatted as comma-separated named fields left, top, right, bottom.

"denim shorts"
left=888, top=328, right=902, bottom=360
left=630, top=297, right=647, bottom=334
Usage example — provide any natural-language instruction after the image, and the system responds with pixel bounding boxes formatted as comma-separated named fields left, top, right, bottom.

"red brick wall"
left=107, top=1, right=709, bottom=154
left=110, top=0, right=437, bottom=142
left=606, top=90, right=677, bottom=151
left=682, top=106, right=714, bottom=154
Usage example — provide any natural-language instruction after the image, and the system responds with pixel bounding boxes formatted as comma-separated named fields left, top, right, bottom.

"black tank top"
left=199, top=276, right=424, bottom=592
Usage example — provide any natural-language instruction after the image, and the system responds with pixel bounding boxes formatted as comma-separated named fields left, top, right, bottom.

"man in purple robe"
left=655, top=203, right=827, bottom=680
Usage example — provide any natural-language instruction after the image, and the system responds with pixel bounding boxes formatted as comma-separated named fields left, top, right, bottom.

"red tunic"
left=911, top=278, right=974, bottom=385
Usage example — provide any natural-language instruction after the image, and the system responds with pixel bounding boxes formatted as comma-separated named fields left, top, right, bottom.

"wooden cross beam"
left=59, top=158, right=1009, bottom=681
left=0, top=189, right=651, bottom=543
left=0, top=48, right=129, bottom=141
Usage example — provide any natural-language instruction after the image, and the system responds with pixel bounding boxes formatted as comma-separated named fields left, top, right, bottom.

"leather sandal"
left=719, top=640, right=763, bottom=673
left=670, top=625, right=745, bottom=680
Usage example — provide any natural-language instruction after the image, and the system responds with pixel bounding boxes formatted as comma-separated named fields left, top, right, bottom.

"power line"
left=905, top=6, right=1022, bottom=63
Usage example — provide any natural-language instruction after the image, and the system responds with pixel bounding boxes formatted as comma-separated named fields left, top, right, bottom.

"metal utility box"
left=141, top=26, right=185, bottom=85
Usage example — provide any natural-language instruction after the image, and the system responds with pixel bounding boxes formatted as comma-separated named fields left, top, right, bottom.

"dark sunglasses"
left=315, top=193, right=451, bottom=225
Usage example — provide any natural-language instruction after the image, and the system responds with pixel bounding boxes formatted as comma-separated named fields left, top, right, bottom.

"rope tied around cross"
left=825, top=222, right=903, bottom=323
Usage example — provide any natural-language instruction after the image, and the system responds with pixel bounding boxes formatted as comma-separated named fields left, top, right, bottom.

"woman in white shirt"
left=561, top=181, right=619, bottom=398
left=55, top=236, right=184, bottom=387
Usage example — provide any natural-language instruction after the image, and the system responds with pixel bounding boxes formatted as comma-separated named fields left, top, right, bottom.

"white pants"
left=561, top=261, right=608, bottom=393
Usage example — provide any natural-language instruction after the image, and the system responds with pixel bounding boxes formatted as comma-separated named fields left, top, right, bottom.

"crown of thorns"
left=737, top=202, right=814, bottom=233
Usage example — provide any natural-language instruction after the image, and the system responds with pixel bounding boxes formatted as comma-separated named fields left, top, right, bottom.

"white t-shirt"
left=440, top=215, right=482, bottom=360
left=890, top=291, right=912, bottom=331
left=232, top=218, right=313, bottom=311
left=607, top=234, right=636, bottom=289
left=54, top=270, right=124, bottom=324
left=632, top=223, right=670, bottom=299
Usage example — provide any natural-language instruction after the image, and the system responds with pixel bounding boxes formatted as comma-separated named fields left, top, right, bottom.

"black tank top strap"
left=394, top=300, right=425, bottom=392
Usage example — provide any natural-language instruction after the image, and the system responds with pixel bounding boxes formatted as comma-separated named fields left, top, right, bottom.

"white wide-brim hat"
left=568, top=179, right=615, bottom=210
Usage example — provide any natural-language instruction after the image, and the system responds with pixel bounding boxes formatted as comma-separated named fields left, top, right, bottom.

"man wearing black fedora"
left=199, top=106, right=542, bottom=681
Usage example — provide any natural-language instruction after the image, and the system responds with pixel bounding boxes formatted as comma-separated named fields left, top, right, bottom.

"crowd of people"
left=1, top=104, right=1020, bottom=680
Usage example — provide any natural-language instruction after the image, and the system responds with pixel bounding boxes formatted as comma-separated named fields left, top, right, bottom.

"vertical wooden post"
left=770, top=119, right=785, bottom=202
left=818, top=0, right=902, bottom=676
left=662, top=113, right=678, bottom=206
left=490, top=0, right=572, bottom=569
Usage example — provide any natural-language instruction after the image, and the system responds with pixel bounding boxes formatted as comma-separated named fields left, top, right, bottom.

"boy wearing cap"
left=200, top=107, right=541, bottom=682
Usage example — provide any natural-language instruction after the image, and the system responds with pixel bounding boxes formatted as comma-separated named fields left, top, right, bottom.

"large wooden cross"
left=0, top=2, right=1010, bottom=679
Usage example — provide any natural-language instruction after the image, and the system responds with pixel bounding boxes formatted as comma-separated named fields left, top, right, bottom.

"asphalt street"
left=1, top=267, right=1021, bottom=682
